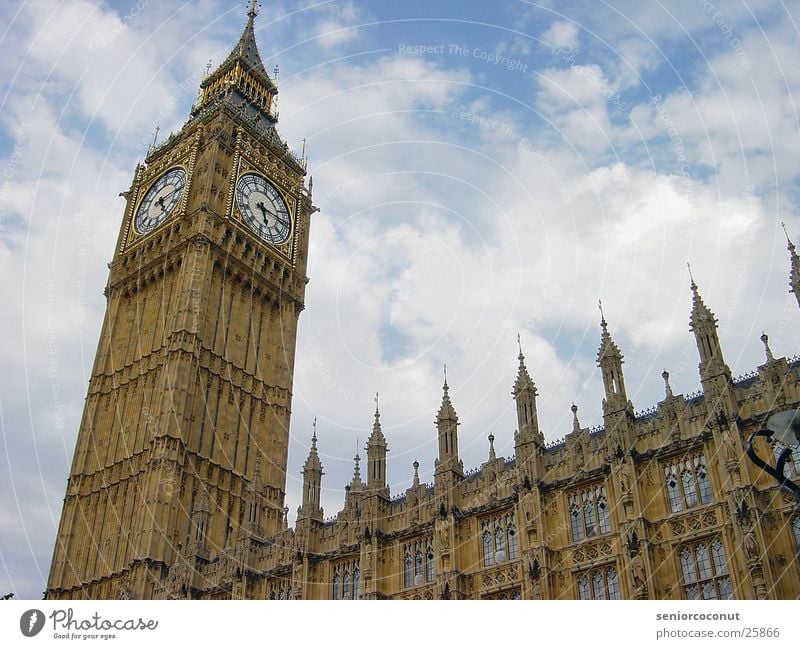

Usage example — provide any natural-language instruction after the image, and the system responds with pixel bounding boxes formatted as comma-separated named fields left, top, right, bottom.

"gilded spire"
left=194, top=2, right=278, bottom=124
left=220, top=1, right=269, bottom=79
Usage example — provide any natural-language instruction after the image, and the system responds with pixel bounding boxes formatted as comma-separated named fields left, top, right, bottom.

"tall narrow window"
left=682, top=470, right=698, bottom=508
left=584, top=500, right=596, bottom=537
left=508, top=524, right=518, bottom=560
left=482, top=530, right=493, bottom=567
left=570, top=502, right=583, bottom=542
left=607, top=568, right=620, bottom=600
left=666, top=473, right=682, bottom=512
left=598, top=497, right=611, bottom=535
left=578, top=575, right=591, bottom=600
left=403, top=555, right=412, bottom=588
left=426, top=546, right=435, bottom=582
left=592, top=571, right=606, bottom=599
left=343, top=571, right=351, bottom=600
left=352, top=568, right=360, bottom=600
left=696, top=462, right=712, bottom=504
left=332, top=574, right=340, bottom=600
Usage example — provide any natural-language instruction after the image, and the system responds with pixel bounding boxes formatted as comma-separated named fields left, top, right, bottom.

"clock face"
left=134, top=167, right=186, bottom=234
left=235, top=173, right=291, bottom=244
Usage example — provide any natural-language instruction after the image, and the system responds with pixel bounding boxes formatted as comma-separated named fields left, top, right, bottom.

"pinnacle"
left=688, top=274, right=717, bottom=330
left=437, top=373, right=458, bottom=422
left=596, top=306, right=622, bottom=364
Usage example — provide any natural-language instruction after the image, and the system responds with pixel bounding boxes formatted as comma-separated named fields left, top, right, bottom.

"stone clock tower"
left=46, top=4, right=314, bottom=599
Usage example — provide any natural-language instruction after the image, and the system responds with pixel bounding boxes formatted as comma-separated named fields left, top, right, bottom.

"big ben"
left=46, top=2, right=314, bottom=599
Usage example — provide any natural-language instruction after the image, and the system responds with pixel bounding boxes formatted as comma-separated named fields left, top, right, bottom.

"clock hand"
left=156, top=196, right=166, bottom=212
left=256, top=201, right=270, bottom=225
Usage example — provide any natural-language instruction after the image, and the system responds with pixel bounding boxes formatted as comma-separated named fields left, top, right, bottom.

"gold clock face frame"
left=133, top=167, right=187, bottom=235
left=234, top=172, right=292, bottom=244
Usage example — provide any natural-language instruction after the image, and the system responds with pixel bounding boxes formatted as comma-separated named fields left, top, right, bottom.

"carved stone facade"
left=47, top=8, right=800, bottom=601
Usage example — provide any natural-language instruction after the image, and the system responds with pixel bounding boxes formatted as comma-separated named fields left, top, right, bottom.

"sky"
left=2, top=0, right=800, bottom=599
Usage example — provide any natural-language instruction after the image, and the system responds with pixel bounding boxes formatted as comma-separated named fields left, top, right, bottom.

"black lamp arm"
left=746, top=429, right=800, bottom=510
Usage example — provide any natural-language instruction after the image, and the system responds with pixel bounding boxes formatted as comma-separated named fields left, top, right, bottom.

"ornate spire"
left=368, top=392, right=386, bottom=444
left=303, top=418, right=322, bottom=472
left=366, top=393, right=389, bottom=494
left=437, top=365, right=458, bottom=422
left=688, top=265, right=717, bottom=330
left=435, top=364, right=462, bottom=477
left=299, top=419, right=324, bottom=521
left=784, top=222, right=800, bottom=306
left=487, top=433, right=496, bottom=461
left=597, top=300, right=621, bottom=362
left=352, top=448, right=362, bottom=485
left=513, top=335, right=537, bottom=396
left=194, top=3, right=278, bottom=123
left=412, top=460, right=420, bottom=487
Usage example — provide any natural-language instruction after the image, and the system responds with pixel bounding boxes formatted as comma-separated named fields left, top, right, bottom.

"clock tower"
left=46, top=4, right=314, bottom=599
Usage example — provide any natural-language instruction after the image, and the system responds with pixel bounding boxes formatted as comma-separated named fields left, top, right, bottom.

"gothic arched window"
left=665, top=455, right=714, bottom=513
left=678, top=538, right=731, bottom=599
left=343, top=571, right=351, bottom=600
left=332, top=574, right=340, bottom=600
left=576, top=566, right=619, bottom=600
left=352, top=568, right=360, bottom=600
left=403, top=555, right=412, bottom=588
left=426, top=546, right=435, bottom=581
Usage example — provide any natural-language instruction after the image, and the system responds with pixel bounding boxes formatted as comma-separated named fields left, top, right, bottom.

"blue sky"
left=2, top=0, right=800, bottom=599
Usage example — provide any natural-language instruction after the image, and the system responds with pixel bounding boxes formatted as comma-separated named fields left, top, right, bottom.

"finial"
left=311, top=417, right=318, bottom=446
left=204, top=60, right=212, bottom=78
left=782, top=221, right=796, bottom=251
left=149, top=126, right=160, bottom=152
left=488, top=433, right=496, bottom=460
left=761, top=332, right=774, bottom=361
left=247, top=0, right=259, bottom=19
left=273, top=64, right=280, bottom=79
left=571, top=403, right=581, bottom=432
left=374, top=391, right=380, bottom=416
left=443, top=363, right=448, bottom=389
left=662, top=369, right=673, bottom=397
left=412, top=459, right=420, bottom=485
left=517, top=333, right=524, bottom=359
left=687, top=262, right=697, bottom=290
left=598, top=299, right=607, bottom=328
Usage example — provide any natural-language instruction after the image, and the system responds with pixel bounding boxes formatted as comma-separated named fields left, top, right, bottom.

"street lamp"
left=746, top=409, right=800, bottom=510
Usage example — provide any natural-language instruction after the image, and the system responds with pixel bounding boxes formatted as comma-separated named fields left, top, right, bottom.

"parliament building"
left=46, top=6, right=800, bottom=601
